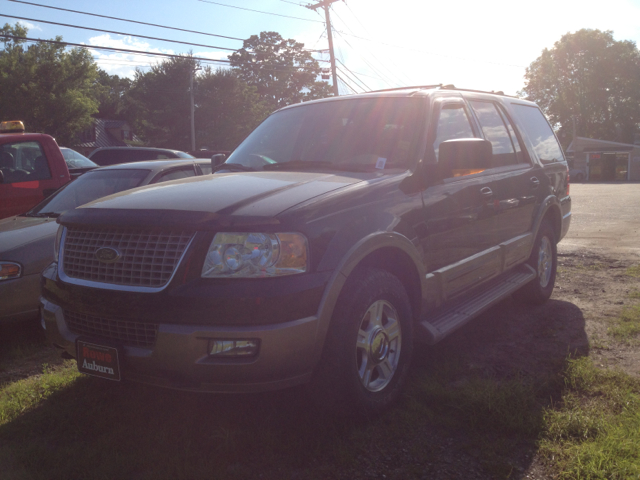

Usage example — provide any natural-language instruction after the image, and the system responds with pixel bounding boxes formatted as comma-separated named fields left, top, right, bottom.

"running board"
left=417, top=264, right=536, bottom=345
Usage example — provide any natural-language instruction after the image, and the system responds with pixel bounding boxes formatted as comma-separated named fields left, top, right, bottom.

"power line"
left=336, top=65, right=365, bottom=93
left=7, top=0, right=245, bottom=41
left=0, top=34, right=232, bottom=64
left=198, top=0, right=324, bottom=23
left=0, top=15, right=239, bottom=52
left=336, top=74, right=358, bottom=94
left=336, top=59, right=370, bottom=91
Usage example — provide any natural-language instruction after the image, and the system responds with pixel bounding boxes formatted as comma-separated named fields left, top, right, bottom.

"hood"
left=0, top=215, right=59, bottom=255
left=0, top=215, right=59, bottom=275
left=59, top=171, right=365, bottom=229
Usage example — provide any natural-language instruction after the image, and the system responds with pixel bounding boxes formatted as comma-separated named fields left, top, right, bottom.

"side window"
left=199, top=163, right=212, bottom=175
left=468, top=100, right=519, bottom=168
left=433, top=103, right=475, bottom=161
left=511, top=104, right=565, bottom=164
left=154, top=166, right=196, bottom=183
left=0, top=141, right=51, bottom=183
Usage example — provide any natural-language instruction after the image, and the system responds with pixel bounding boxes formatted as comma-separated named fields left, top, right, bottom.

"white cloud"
left=86, top=34, right=176, bottom=78
left=16, top=21, right=42, bottom=32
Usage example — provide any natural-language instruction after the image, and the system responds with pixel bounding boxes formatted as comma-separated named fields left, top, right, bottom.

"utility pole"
left=189, top=65, right=201, bottom=152
left=306, top=0, right=340, bottom=96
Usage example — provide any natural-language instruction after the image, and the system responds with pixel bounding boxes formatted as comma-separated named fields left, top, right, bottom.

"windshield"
left=61, top=148, right=98, bottom=169
left=175, top=151, right=195, bottom=158
left=28, top=169, right=150, bottom=215
left=226, top=97, right=422, bottom=172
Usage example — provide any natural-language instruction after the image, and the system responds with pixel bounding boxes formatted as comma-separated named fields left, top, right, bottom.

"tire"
left=309, top=268, right=413, bottom=417
left=514, top=220, right=557, bottom=305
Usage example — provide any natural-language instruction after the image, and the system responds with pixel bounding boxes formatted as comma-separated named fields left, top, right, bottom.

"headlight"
left=0, top=262, right=22, bottom=281
left=53, top=225, right=64, bottom=262
left=201, top=232, right=308, bottom=278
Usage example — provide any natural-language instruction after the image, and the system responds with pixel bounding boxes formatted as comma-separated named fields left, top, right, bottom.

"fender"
left=309, top=231, right=426, bottom=366
left=528, top=194, right=563, bottom=257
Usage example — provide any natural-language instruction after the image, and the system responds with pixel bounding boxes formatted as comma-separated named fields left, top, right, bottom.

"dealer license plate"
left=76, top=340, right=121, bottom=381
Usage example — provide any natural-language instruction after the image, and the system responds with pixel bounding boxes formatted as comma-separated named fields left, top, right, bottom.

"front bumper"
left=41, top=296, right=320, bottom=392
left=40, top=262, right=331, bottom=392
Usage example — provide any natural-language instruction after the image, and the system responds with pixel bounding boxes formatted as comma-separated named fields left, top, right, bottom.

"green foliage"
left=125, top=56, right=196, bottom=150
left=626, top=265, right=640, bottom=277
left=229, top=31, right=333, bottom=111
left=521, top=29, right=640, bottom=146
left=0, top=23, right=99, bottom=145
left=94, top=69, right=132, bottom=120
left=196, top=68, right=269, bottom=150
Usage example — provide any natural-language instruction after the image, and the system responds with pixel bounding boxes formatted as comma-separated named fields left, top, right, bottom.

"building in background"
left=73, top=119, right=142, bottom=157
left=566, top=137, right=640, bottom=182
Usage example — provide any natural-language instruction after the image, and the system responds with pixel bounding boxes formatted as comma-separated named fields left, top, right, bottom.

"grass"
left=629, top=289, right=640, bottom=300
left=626, top=265, right=640, bottom=277
left=540, top=358, right=640, bottom=479
left=608, top=305, right=640, bottom=342
left=0, top=342, right=639, bottom=478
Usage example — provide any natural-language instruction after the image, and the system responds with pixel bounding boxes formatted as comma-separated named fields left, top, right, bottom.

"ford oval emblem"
left=95, top=247, right=121, bottom=264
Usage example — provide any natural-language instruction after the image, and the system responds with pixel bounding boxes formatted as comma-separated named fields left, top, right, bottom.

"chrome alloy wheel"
left=355, top=299, right=402, bottom=392
left=537, top=236, right=553, bottom=288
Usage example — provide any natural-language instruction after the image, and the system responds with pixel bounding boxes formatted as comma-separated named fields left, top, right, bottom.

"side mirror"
left=438, top=138, right=492, bottom=179
left=211, top=154, right=226, bottom=168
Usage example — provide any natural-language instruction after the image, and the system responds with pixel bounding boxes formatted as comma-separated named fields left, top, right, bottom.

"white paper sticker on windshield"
left=375, top=157, right=387, bottom=169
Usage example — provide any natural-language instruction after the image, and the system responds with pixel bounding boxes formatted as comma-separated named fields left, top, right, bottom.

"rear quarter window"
left=511, top=104, right=565, bottom=164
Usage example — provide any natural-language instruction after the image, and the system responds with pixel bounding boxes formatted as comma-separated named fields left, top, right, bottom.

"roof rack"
left=365, top=84, right=510, bottom=97
left=365, top=84, right=443, bottom=94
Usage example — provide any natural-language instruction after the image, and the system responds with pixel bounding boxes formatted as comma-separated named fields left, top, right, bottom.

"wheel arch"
left=311, top=232, right=425, bottom=365
left=533, top=196, right=563, bottom=245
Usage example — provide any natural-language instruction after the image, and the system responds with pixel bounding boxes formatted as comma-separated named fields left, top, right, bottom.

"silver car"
left=0, top=158, right=213, bottom=323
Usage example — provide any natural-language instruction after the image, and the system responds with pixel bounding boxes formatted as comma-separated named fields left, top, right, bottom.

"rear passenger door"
left=466, top=98, right=538, bottom=263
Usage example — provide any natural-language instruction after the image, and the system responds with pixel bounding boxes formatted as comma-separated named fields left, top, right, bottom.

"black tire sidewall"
left=515, top=220, right=557, bottom=304
left=315, top=268, right=413, bottom=416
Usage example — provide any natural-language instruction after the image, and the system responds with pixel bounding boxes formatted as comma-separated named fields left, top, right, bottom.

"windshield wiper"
left=263, top=160, right=379, bottom=173
left=212, top=163, right=256, bottom=172
left=262, top=160, right=334, bottom=171
left=24, top=211, right=60, bottom=218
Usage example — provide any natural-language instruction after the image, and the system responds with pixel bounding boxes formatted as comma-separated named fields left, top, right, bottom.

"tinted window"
left=511, top=104, right=564, bottom=163
left=433, top=103, right=475, bottom=161
left=154, top=166, right=196, bottom=183
left=469, top=100, right=517, bottom=167
left=199, top=163, right=213, bottom=175
left=0, top=141, right=50, bottom=182
left=30, top=169, right=150, bottom=214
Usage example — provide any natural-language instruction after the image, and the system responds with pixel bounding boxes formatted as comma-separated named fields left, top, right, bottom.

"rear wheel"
left=514, top=220, right=557, bottom=305
left=310, top=268, right=413, bottom=416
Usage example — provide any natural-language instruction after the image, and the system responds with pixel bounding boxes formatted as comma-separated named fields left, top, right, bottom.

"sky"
left=3, top=0, right=640, bottom=96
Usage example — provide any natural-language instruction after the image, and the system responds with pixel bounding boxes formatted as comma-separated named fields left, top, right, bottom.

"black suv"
left=42, top=86, right=571, bottom=415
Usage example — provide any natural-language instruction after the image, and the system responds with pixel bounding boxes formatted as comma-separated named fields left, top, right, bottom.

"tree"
left=0, top=23, right=100, bottom=145
left=196, top=68, right=269, bottom=150
left=94, top=70, right=132, bottom=120
left=126, top=56, right=196, bottom=149
left=520, top=29, right=640, bottom=146
left=229, top=31, right=333, bottom=111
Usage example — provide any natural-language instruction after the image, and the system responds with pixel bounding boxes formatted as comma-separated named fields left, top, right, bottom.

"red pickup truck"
left=0, top=121, right=71, bottom=219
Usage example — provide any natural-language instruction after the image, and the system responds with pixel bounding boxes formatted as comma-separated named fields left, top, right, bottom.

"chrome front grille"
left=65, top=310, right=158, bottom=348
left=62, top=227, right=194, bottom=288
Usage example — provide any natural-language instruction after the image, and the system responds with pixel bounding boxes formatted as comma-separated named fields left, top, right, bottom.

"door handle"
left=480, top=187, right=493, bottom=198
left=529, top=177, right=540, bottom=189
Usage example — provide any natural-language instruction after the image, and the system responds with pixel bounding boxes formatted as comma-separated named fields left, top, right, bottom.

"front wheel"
left=310, top=268, right=413, bottom=416
left=514, top=220, right=557, bottom=305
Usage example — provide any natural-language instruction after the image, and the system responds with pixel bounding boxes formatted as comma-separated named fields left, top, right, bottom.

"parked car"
left=88, top=147, right=194, bottom=166
left=0, top=158, right=212, bottom=324
left=0, top=121, right=71, bottom=220
left=42, top=86, right=571, bottom=416
left=60, top=147, right=99, bottom=178
left=569, top=167, right=587, bottom=182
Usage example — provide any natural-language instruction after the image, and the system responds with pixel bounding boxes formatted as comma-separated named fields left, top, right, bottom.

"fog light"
left=209, top=339, right=259, bottom=357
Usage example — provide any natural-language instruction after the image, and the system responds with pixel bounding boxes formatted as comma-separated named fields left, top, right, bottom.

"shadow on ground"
left=0, top=297, right=587, bottom=480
